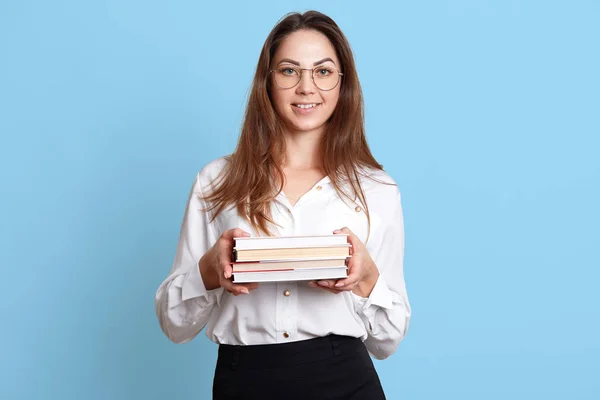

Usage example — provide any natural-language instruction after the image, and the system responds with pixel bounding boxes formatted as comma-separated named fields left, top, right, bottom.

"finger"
left=333, top=226, right=354, bottom=239
left=308, top=281, right=343, bottom=294
left=234, top=282, right=260, bottom=291
left=334, top=227, right=360, bottom=255
left=318, top=280, right=344, bottom=294
left=222, top=261, right=233, bottom=279
left=221, top=279, right=253, bottom=295
left=221, top=228, right=252, bottom=241
left=334, top=267, right=361, bottom=288
left=217, top=229, right=250, bottom=255
left=333, top=277, right=359, bottom=289
left=335, top=226, right=365, bottom=250
left=316, top=279, right=338, bottom=288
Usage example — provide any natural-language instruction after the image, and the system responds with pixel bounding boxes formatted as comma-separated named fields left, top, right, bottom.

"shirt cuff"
left=181, top=261, right=207, bottom=301
left=356, top=275, right=394, bottom=312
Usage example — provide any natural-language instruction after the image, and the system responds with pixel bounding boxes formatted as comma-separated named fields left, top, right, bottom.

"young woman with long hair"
left=156, top=10, right=411, bottom=399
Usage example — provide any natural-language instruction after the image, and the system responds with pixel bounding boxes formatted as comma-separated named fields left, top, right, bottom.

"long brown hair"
left=204, top=10, right=385, bottom=236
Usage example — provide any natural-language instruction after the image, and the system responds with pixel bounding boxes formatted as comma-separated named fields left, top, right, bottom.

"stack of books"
left=231, top=234, right=351, bottom=283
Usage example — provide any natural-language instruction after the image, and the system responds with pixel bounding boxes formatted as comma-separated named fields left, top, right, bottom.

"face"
left=270, top=29, right=342, bottom=136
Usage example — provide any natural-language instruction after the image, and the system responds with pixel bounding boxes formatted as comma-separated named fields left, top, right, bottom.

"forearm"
left=352, top=267, right=379, bottom=298
left=199, top=251, right=221, bottom=290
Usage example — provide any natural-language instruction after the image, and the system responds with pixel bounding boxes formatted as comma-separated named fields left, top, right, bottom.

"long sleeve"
left=352, top=187, right=411, bottom=359
left=155, top=173, right=224, bottom=344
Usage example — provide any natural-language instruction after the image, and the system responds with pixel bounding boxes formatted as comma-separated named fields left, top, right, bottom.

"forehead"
left=274, top=29, right=339, bottom=65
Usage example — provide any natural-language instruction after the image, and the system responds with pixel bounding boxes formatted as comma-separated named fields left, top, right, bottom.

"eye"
left=278, top=67, right=298, bottom=76
left=315, top=67, right=333, bottom=77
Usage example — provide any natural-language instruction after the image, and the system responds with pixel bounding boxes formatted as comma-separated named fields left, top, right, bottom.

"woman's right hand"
left=200, top=228, right=259, bottom=295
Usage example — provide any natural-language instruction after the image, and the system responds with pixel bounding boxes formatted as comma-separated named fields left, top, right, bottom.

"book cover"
left=232, top=258, right=347, bottom=272
left=233, top=234, right=349, bottom=250
left=232, top=266, right=348, bottom=283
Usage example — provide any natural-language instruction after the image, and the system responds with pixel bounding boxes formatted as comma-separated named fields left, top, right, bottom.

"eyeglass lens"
left=272, top=66, right=340, bottom=91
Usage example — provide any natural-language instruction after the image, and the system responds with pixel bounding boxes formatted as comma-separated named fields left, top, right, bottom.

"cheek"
left=323, top=89, right=340, bottom=108
left=323, top=92, right=340, bottom=116
left=271, top=89, right=289, bottom=113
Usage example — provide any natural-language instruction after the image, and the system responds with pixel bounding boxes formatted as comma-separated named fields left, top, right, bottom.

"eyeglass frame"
left=268, top=65, right=344, bottom=91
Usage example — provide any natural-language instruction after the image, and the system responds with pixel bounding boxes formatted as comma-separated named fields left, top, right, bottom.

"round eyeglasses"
left=269, top=65, right=343, bottom=91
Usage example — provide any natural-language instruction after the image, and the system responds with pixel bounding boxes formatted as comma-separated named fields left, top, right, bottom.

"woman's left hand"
left=308, top=227, right=379, bottom=298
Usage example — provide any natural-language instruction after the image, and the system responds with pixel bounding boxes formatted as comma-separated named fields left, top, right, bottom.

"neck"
left=282, top=127, right=324, bottom=170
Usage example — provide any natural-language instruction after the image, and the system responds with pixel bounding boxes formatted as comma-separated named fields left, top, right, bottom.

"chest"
left=282, top=169, right=326, bottom=207
left=214, top=188, right=375, bottom=247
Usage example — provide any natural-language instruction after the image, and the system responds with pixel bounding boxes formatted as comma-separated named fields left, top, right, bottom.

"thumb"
left=222, top=228, right=251, bottom=241
left=333, top=226, right=355, bottom=240
left=334, top=227, right=361, bottom=250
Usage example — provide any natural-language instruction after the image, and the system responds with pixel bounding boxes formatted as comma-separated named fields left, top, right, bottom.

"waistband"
left=217, top=334, right=361, bottom=370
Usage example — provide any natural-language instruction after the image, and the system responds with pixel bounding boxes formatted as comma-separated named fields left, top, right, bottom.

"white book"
left=233, top=234, right=349, bottom=250
left=232, top=258, right=347, bottom=272
left=233, top=245, right=350, bottom=262
left=232, top=266, right=348, bottom=283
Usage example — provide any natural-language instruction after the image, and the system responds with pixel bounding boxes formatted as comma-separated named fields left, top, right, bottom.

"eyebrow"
left=276, top=57, right=337, bottom=67
left=313, top=57, right=336, bottom=66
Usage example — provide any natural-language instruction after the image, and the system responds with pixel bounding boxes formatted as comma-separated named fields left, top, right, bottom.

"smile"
left=293, top=103, right=320, bottom=109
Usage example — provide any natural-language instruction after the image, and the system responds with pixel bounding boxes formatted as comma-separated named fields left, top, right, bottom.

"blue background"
left=1, top=1, right=599, bottom=399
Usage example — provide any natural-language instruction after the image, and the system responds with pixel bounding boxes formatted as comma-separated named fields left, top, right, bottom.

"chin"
left=291, top=122, right=326, bottom=133
left=286, top=117, right=327, bottom=133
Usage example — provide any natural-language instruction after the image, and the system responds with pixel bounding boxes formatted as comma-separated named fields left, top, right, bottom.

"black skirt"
left=213, top=334, right=386, bottom=400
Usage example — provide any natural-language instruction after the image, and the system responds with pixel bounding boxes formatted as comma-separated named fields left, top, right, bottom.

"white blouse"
left=155, top=157, right=411, bottom=359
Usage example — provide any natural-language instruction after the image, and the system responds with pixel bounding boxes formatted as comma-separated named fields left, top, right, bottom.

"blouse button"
left=283, top=290, right=291, bottom=297
left=283, top=332, right=290, bottom=338
left=315, top=185, right=322, bottom=191
left=355, top=205, right=362, bottom=212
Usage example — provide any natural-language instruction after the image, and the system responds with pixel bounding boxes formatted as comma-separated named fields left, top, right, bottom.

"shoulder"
left=359, top=166, right=400, bottom=198
left=360, top=166, right=397, bottom=185
left=195, top=155, right=231, bottom=193
left=354, top=167, right=402, bottom=221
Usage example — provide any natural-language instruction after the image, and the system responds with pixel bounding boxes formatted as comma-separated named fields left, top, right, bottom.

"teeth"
left=295, top=103, right=318, bottom=109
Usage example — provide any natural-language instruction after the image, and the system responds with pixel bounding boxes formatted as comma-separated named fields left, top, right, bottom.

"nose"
left=295, top=69, right=316, bottom=95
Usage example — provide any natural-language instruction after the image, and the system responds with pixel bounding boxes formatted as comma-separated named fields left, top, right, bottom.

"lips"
left=292, top=103, right=321, bottom=109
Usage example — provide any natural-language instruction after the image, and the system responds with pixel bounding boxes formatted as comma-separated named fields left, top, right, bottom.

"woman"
left=155, top=10, right=411, bottom=399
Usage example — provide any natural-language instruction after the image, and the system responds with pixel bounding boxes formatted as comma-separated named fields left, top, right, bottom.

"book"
left=233, top=234, right=349, bottom=250
left=232, top=266, right=348, bottom=283
left=233, top=245, right=351, bottom=262
left=232, top=258, right=347, bottom=272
